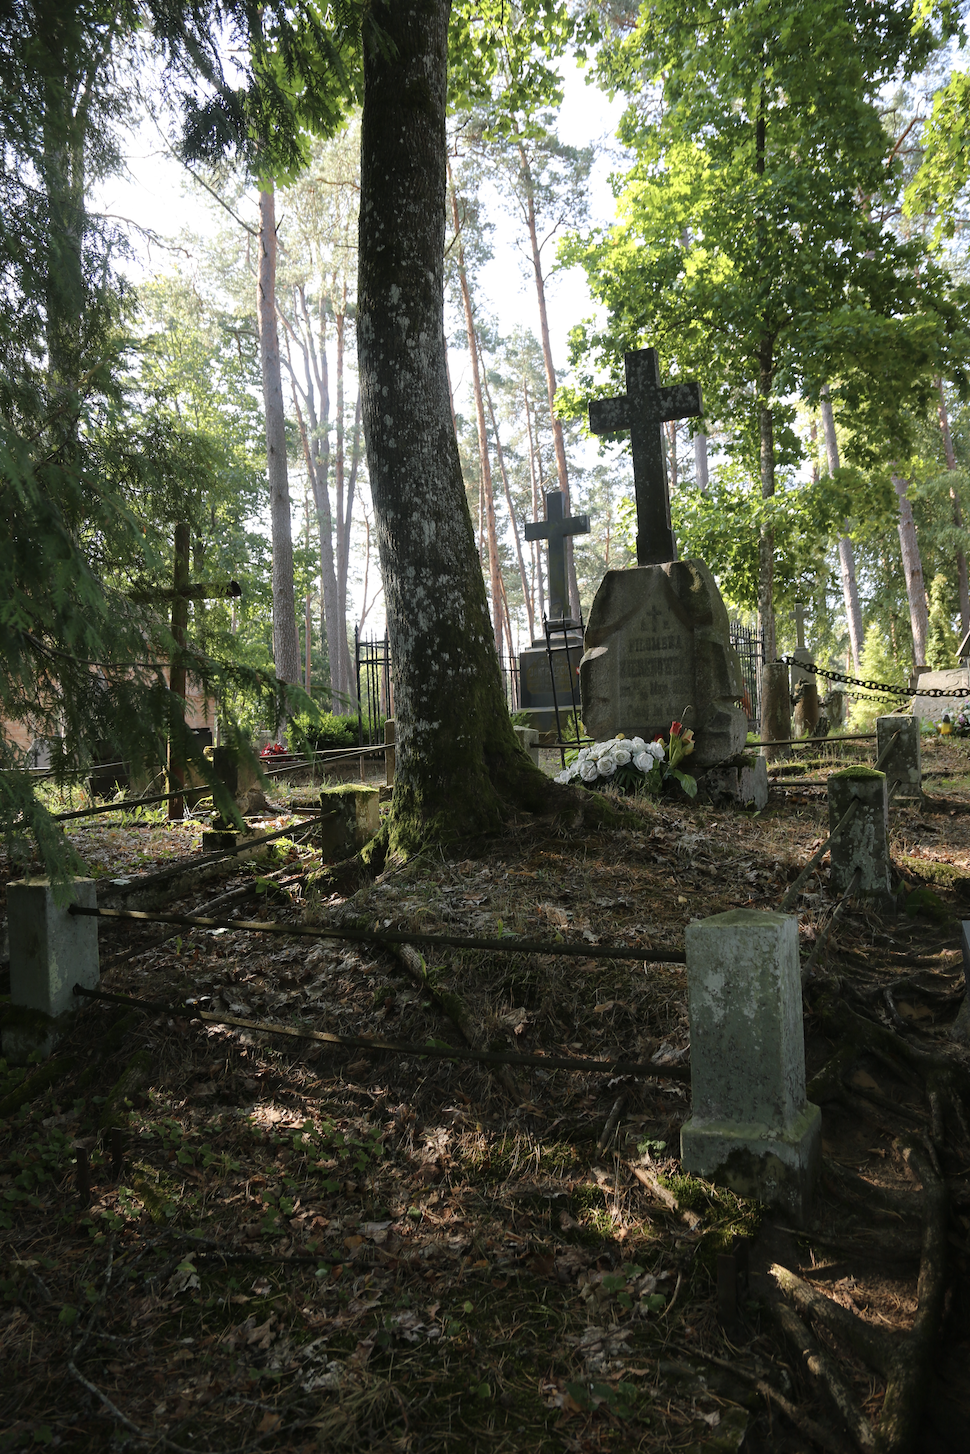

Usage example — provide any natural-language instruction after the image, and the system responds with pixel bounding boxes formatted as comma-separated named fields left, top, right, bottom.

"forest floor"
left=2, top=734, right=970, bottom=1453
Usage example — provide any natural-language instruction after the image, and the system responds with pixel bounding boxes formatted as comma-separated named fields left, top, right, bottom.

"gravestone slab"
left=681, top=909, right=821, bottom=1223
left=913, top=668, right=969, bottom=720
left=580, top=561, right=746, bottom=767
left=517, top=631, right=584, bottom=734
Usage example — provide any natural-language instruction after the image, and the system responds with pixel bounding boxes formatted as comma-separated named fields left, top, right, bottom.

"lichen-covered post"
left=876, top=715, right=922, bottom=804
left=318, top=785, right=380, bottom=860
left=828, top=768, right=892, bottom=904
left=3, top=879, right=100, bottom=1062
left=680, top=909, right=821, bottom=1223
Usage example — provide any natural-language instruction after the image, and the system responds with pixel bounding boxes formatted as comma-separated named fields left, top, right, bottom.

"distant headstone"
left=581, top=349, right=746, bottom=765
left=789, top=603, right=819, bottom=737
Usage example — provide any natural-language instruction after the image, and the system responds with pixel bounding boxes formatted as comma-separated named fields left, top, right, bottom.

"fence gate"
left=729, top=621, right=764, bottom=730
left=355, top=630, right=394, bottom=747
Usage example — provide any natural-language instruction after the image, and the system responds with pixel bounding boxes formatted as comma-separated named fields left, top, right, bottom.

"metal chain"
left=779, top=654, right=970, bottom=700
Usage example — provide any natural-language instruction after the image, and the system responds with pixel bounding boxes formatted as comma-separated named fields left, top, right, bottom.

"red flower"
left=670, top=720, right=683, bottom=735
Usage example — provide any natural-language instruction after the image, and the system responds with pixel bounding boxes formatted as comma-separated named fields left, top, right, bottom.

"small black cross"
left=589, top=348, right=702, bottom=566
left=524, top=490, right=590, bottom=622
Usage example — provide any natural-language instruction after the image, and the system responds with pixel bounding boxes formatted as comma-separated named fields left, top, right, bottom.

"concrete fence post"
left=513, top=725, right=541, bottom=765
left=680, top=908, right=821, bottom=1223
left=384, top=719, right=396, bottom=788
left=761, top=661, right=791, bottom=761
left=876, top=715, right=922, bottom=804
left=3, top=878, right=100, bottom=1062
left=828, top=768, right=892, bottom=904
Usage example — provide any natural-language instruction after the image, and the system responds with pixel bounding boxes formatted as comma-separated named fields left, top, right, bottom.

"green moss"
left=899, top=855, right=965, bottom=889
left=830, top=767, right=885, bottom=780
left=320, top=784, right=379, bottom=801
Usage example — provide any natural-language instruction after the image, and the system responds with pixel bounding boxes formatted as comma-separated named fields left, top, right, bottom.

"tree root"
left=388, top=942, right=525, bottom=1100
left=766, top=1286, right=876, bottom=1451
left=769, top=1264, right=892, bottom=1378
left=874, top=1143, right=948, bottom=1454
left=770, top=1140, right=949, bottom=1454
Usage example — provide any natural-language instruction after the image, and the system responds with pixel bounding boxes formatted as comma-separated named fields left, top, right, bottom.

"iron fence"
left=729, top=621, right=763, bottom=730
left=354, top=634, right=521, bottom=744
left=357, top=624, right=760, bottom=741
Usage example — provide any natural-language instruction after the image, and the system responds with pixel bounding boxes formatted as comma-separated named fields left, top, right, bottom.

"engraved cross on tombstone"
left=524, top=490, right=590, bottom=624
left=589, top=347, right=703, bottom=567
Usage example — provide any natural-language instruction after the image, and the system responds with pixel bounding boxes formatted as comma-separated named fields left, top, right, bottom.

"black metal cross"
left=524, top=490, right=590, bottom=623
left=589, top=348, right=702, bottom=566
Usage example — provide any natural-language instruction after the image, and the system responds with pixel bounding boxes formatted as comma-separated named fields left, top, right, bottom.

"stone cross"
left=589, top=347, right=702, bottom=566
left=524, top=490, right=590, bottom=623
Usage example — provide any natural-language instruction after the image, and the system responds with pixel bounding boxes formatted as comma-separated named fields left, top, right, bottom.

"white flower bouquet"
left=554, top=725, right=697, bottom=799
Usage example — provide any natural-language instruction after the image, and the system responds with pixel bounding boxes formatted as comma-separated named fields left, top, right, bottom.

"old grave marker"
left=581, top=349, right=746, bottom=765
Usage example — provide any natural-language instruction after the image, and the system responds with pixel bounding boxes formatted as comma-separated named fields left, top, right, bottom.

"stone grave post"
left=580, top=348, right=747, bottom=767
left=681, top=908, right=821, bottom=1223
left=3, top=879, right=100, bottom=1062
left=876, top=715, right=922, bottom=804
left=828, top=769, right=893, bottom=905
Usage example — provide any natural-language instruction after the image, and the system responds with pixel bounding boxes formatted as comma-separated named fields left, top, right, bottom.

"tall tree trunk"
left=937, top=378, right=970, bottom=637
left=893, top=471, right=928, bottom=672
left=338, top=392, right=362, bottom=706
left=449, top=180, right=503, bottom=650
left=821, top=386, right=864, bottom=673
left=754, top=93, right=777, bottom=717
left=480, top=343, right=535, bottom=641
left=693, top=429, right=709, bottom=493
left=516, top=143, right=580, bottom=620
left=358, top=0, right=551, bottom=858
left=524, top=383, right=546, bottom=624
left=258, top=184, right=300, bottom=687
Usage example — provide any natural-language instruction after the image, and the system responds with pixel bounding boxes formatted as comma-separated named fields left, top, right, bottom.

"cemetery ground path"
left=2, top=740, right=970, bottom=1452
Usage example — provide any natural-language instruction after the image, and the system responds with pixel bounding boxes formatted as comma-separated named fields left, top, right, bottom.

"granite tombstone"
left=581, top=349, right=747, bottom=766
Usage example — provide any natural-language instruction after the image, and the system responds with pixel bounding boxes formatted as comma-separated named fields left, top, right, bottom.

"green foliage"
left=926, top=572, right=960, bottom=668
left=846, top=623, right=910, bottom=731
left=296, top=711, right=359, bottom=750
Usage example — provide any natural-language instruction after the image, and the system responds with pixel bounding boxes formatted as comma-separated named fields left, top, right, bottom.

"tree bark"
left=258, top=184, right=301, bottom=687
left=358, top=0, right=555, bottom=857
left=893, top=471, right=928, bottom=672
left=937, top=378, right=970, bottom=638
left=821, top=387, right=864, bottom=673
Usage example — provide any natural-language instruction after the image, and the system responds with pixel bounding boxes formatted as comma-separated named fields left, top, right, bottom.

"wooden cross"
left=589, top=348, right=702, bottom=566
left=130, top=526, right=241, bottom=820
left=524, top=490, right=590, bottom=623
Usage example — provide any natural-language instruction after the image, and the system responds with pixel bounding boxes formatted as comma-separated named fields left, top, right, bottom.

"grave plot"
left=2, top=737, right=970, bottom=1453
